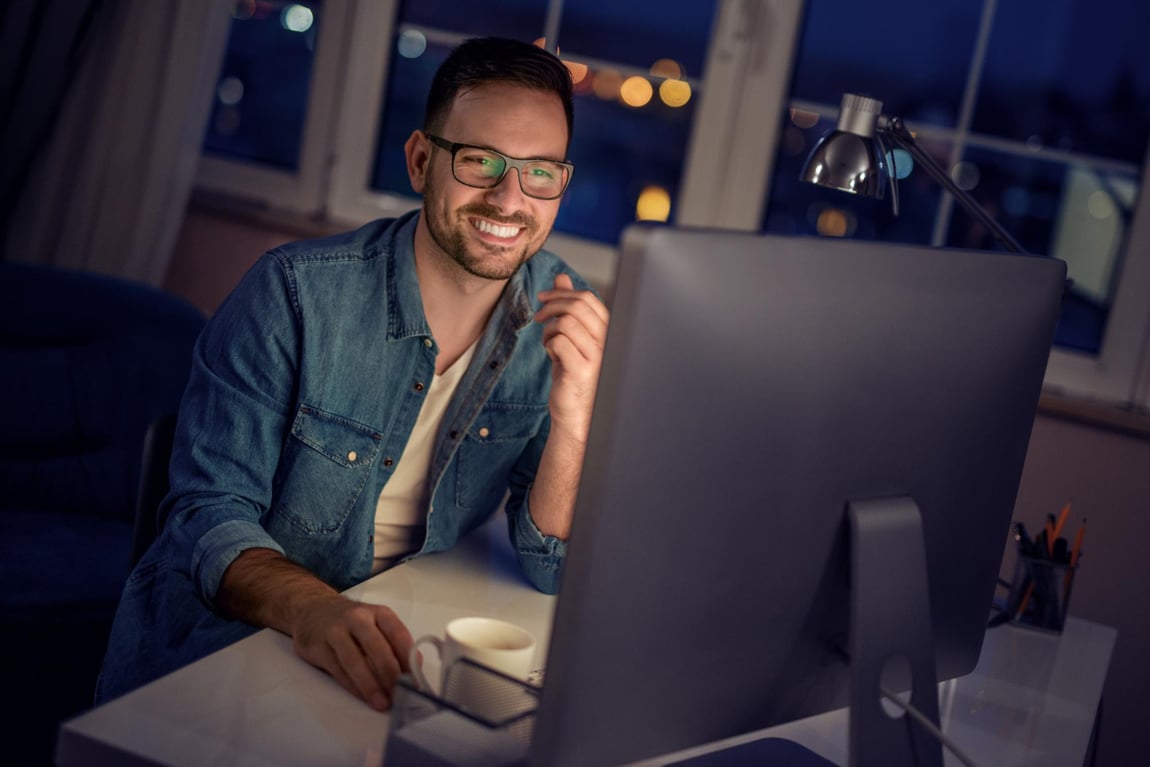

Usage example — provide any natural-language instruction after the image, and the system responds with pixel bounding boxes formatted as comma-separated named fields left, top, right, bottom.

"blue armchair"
left=0, top=262, right=205, bottom=619
left=0, top=261, right=205, bottom=763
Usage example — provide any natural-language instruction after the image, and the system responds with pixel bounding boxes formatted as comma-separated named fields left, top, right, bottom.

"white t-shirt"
left=371, top=342, right=477, bottom=573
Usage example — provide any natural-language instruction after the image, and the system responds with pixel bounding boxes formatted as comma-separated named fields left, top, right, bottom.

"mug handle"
left=409, top=635, right=443, bottom=694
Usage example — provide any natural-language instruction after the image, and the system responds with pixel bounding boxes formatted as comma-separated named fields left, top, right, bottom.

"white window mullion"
left=676, top=0, right=805, bottom=231
left=326, top=0, right=418, bottom=227
left=196, top=0, right=355, bottom=215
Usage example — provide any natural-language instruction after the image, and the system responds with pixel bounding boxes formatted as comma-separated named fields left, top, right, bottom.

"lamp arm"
left=882, top=116, right=1028, bottom=254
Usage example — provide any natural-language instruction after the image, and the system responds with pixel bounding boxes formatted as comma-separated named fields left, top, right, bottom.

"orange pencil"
left=1063, top=518, right=1087, bottom=597
left=1051, top=503, right=1072, bottom=547
left=1016, top=580, right=1036, bottom=620
left=1068, top=518, right=1086, bottom=566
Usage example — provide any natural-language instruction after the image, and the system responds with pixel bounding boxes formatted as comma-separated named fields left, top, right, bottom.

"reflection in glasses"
left=426, top=134, right=574, bottom=200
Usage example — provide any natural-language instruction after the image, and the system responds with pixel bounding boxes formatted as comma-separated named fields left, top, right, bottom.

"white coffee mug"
left=409, top=617, right=536, bottom=718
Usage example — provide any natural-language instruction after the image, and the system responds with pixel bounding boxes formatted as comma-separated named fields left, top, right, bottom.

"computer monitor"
left=530, top=225, right=1065, bottom=767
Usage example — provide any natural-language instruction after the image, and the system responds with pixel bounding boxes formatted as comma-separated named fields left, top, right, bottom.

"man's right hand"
left=289, top=592, right=414, bottom=711
left=216, top=548, right=414, bottom=711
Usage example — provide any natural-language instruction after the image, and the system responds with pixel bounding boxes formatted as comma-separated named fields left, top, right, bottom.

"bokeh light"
left=649, top=58, right=682, bottom=80
left=789, top=108, right=820, bottom=129
left=620, top=76, right=654, bottom=107
left=217, top=76, right=245, bottom=106
left=232, top=0, right=255, bottom=20
left=951, top=161, right=980, bottom=191
left=397, top=30, right=427, bottom=59
left=1087, top=190, right=1115, bottom=220
left=658, top=79, right=691, bottom=108
left=636, top=185, right=672, bottom=222
left=815, top=207, right=854, bottom=237
left=888, top=148, right=913, bottom=180
left=281, top=4, right=314, bottom=33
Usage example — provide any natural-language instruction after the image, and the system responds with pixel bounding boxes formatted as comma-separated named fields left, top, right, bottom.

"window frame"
left=195, top=0, right=355, bottom=214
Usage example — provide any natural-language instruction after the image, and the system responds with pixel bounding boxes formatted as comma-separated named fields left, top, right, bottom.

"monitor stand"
left=673, top=497, right=947, bottom=767
left=848, top=496, right=944, bottom=767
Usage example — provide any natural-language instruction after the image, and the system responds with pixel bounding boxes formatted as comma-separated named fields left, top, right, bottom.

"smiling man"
left=97, top=37, right=609, bottom=712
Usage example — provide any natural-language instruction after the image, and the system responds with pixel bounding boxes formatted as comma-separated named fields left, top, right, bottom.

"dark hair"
left=423, top=37, right=574, bottom=148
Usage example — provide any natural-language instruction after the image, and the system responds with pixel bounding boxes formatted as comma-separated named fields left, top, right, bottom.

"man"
left=97, top=37, right=609, bottom=712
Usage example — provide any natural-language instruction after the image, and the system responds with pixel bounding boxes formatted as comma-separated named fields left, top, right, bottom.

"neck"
left=413, top=220, right=507, bottom=374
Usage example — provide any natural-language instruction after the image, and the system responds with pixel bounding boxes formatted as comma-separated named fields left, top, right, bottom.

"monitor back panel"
left=530, top=226, right=1066, bottom=767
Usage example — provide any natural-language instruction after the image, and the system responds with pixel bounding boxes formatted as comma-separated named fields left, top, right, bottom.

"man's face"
left=408, top=82, right=569, bottom=281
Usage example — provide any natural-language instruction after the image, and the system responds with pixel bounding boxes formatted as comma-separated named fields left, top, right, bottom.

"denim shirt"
left=97, top=211, right=588, bottom=702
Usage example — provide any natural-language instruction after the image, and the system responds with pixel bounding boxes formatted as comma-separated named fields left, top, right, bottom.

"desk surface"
left=57, top=522, right=1116, bottom=767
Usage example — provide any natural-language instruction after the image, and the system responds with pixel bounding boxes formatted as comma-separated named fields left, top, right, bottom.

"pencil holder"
left=1008, top=554, right=1077, bottom=634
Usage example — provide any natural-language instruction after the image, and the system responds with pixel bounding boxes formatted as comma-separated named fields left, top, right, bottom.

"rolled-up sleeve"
left=163, top=252, right=300, bottom=604
left=504, top=429, right=567, bottom=594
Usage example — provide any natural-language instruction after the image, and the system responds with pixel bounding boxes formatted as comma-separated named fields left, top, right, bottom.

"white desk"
left=56, top=523, right=1115, bottom=767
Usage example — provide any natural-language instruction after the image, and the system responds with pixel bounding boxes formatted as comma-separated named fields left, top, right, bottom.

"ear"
left=405, top=130, right=431, bottom=194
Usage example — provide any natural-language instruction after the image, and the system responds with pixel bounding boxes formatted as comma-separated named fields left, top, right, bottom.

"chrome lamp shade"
left=800, top=92, right=1028, bottom=254
left=800, top=94, right=887, bottom=198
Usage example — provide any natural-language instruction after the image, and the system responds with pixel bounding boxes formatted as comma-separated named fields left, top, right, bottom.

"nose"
left=484, top=168, right=528, bottom=210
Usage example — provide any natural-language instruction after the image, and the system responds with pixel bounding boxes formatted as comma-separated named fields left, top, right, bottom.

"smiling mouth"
left=472, top=218, right=524, bottom=240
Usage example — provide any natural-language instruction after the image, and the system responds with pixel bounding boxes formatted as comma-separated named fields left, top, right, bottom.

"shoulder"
left=269, top=213, right=414, bottom=270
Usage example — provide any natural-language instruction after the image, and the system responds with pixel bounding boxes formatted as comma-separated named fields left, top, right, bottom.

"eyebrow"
left=455, top=139, right=567, bottom=164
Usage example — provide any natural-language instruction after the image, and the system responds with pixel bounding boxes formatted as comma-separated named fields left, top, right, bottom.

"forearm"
left=526, top=426, right=588, bottom=541
left=215, top=547, right=341, bottom=635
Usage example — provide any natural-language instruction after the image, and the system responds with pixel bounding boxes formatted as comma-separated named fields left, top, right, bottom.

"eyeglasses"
left=426, top=134, right=574, bottom=200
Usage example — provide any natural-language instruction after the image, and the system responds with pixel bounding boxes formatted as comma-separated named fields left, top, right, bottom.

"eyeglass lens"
left=452, top=146, right=569, bottom=199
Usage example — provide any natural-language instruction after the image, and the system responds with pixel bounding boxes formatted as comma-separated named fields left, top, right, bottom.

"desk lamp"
left=800, top=93, right=1027, bottom=254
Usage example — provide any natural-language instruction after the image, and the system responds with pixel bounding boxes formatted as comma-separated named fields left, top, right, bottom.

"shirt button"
left=424, top=338, right=433, bottom=348
left=347, top=450, right=357, bottom=463
left=478, top=427, right=490, bottom=438
left=414, top=381, right=425, bottom=392
left=383, top=457, right=394, bottom=467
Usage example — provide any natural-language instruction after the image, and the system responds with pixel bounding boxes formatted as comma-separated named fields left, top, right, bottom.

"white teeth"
left=474, top=219, right=520, bottom=238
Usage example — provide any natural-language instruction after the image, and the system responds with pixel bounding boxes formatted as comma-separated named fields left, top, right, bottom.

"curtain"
left=2, top=0, right=231, bottom=286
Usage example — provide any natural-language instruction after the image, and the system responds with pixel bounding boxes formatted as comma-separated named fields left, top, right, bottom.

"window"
left=753, top=0, right=1150, bottom=408
left=196, top=0, right=1150, bottom=411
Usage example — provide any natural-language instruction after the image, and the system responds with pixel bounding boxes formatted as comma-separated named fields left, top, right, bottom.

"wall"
left=165, top=203, right=1149, bottom=766
left=1009, top=414, right=1150, bottom=766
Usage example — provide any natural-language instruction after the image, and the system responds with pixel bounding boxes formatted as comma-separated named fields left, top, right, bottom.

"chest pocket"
left=454, top=402, right=548, bottom=511
left=273, top=405, right=381, bottom=535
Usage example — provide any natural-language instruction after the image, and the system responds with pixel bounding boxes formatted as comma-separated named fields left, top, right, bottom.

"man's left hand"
left=534, top=273, right=610, bottom=443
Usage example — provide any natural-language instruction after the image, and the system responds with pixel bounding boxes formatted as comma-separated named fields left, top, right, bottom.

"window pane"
left=786, top=0, right=982, bottom=128
left=556, top=0, right=712, bottom=77
left=370, top=0, right=718, bottom=245
left=762, top=0, right=1150, bottom=358
left=402, top=0, right=546, bottom=41
left=202, top=1, right=323, bottom=170
left=973, top=0, right=1150, bottom=164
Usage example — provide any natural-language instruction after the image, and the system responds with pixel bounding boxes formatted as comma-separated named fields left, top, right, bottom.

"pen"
left=1013, top=522, right=1035, bottom=557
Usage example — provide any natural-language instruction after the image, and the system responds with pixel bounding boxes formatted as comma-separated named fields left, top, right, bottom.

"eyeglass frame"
left=425, top=133, right=574, bottom=200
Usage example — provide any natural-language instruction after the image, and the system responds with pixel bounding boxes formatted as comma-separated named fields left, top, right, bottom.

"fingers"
left=293, top=599, right=412, bottom=712
left=329, top=629, right=392, bottom=711
left=540, top=312, right=599, bottom=365
left=536, top=274, right=610, bottom=327
left=535, top=274, right=609, bottom=365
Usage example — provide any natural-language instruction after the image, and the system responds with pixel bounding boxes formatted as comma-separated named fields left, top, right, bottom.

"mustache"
left=459, top=204, right=533, bottom=228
